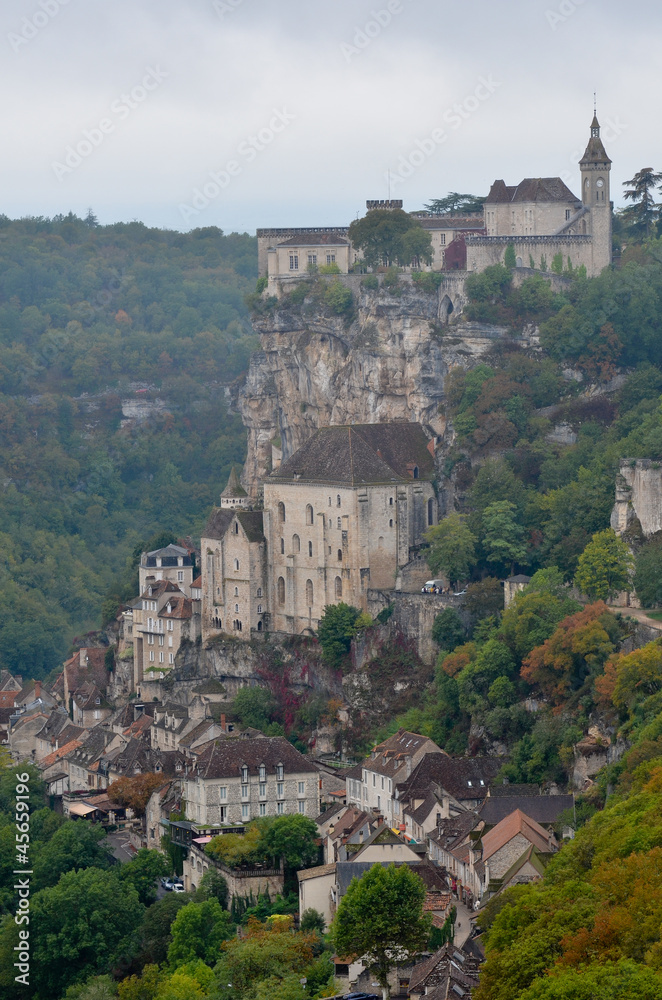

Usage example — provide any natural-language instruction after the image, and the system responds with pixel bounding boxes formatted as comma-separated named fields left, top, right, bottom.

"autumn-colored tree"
left=599, top=641, right=662, bottom=714
left=521, top=602, right=617, bottom=704
left=439, top=642, right=477, bottom=678
left=107, top=773, right=166, bottom=817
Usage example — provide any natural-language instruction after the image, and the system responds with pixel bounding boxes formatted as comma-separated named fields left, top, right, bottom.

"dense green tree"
left=574, top=528, right=634, bottom=601
left=317, top=602, right=361, bottom=666
left=232, top=686, right=278, bottom=731
left=424, top=514, right=477, bottom=587
left=28, top=867, right=144, bottom=998
left=635, top=536, right=662, bottom=607
left=622, top=167, right=662, bottom=237
left=33, top=819, right=113, bottom=890
left=138, top=895, right=189, bottom=966
left=424, top=193, right=484, bottom=214
left=167, top=899, right=234, bottom=968
left=332, top=864, right=431, bottom=997
left=195, top=868, right=229, bottom=909
left=120, top=849, right=169, bottom=905
left=464, top=578, right=505, bottom=621
left=431, top=607, right=466, bottom=650
left=348, top=209, right=432, bottom=269
left=259, top=814, right=320, bottom=872
left=481, top=499, right=528, bottom=574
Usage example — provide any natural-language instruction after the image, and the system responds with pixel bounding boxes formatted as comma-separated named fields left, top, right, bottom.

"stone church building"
left=201, top=423, right=436, bottom=641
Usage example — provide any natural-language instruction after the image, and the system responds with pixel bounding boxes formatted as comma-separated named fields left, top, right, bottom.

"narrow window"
left=277, top=577, right=285, bottom=605
left=289, top=254, right=298, bottom=271
left=293, top=534, right=300, bottom=552
left=278, top=501, right=286, bottom=523
left=234, top=559, right=239, bottom=571
left=280, top=537, right=285, bottom=554
left=306, top=579, right=313, bottom=606
left=305, top=504, right=314, bottom=525
left=337, top=549, right=343, bottom=561
left=428, top=497, right=434, bottom=527
left=337, top=517, right=342, bottom=530
left=337, top=494, right=341, bottom=507
left=308, top=540, right=313, bottom=557
left=335, top=576, right=342, bottom=599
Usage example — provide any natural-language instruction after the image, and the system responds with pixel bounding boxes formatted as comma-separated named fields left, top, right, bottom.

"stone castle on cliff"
left=257, top=113, right=612, bottom=288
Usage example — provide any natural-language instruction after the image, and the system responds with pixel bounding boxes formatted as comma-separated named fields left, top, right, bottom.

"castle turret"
left=220, top=467, right=249, bottom=509
left=580, top=111, right=612, bottom=273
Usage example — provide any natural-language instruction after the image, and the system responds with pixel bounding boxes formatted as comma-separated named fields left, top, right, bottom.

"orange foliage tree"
left=107, top=772, right=166, bottom=816
left=521, top=602, right=617, bottom=704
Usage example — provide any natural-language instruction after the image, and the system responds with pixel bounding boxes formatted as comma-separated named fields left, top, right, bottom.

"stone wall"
left=466, top=235, right=595, bottom=276
left=366, top=590, right=470, bottom=665
left=184, top=842, right=284, bottom=898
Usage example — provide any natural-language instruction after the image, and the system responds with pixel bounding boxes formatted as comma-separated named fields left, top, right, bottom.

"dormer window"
left=166, top=603, right=171, bottom=614
left=95, top=697, right=100, bottom=705
left=259, top=764, right=266, bottom=781
left=241, top=765, right=249, bottom=783
left=276, top=764, right=284, bottom=780
left=148, top=586, right=153, bottom=596
left=467, top=780, right=472, bottom=787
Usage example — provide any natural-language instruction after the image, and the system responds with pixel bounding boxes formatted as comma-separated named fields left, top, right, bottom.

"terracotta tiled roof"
left=480, top=809, right=553, bottom=860
left=40, top=739, right=84, bottom=769
left=0, top=691, right=16, bottom=709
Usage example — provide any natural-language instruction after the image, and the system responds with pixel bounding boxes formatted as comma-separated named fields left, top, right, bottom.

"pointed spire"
left=221, top=467, right=248, bottom=499
left=580, top=106, right=611, bottom=166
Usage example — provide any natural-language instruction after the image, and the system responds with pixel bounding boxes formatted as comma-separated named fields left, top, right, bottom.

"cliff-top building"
left=258, top=113, right=611, bottom=283
left=201, top=422, right=437, bottom=642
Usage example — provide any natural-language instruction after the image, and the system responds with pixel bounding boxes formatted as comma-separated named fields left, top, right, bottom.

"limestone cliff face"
left=612, top=459, right=662, bottom=539
left=239, top=280, right=528, bottom=493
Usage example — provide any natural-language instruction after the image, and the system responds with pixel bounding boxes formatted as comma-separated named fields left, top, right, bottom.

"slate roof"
left=479, top=794, right=574, bottom=828
left=192, top=735, right=317, bottom=779
left=486, top=177, right=580, bottom=205
left=140, top=580, right=182, bottom=600
left=237, top=511, right=265, bottom=543
left=270, top=423, right=434, bottom=487
left=160, top=596, right=194, bottom=620
left=202, top=508, right=264, bottom=544
left=580, top=116, right=612, bottom=165
left=480, top=809, right=553, bottom=860
left=221, top=467, right=248, bottom=498
left=430, top=811, right=481, bottom=854
left=397, top=754, right=502, bottom=802
left=488, top=782, right=539, bottom=797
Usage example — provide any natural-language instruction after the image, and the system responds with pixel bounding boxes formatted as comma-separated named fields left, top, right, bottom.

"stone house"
left=318, top=805, right=375, bottom=864
left=133, top=580, right=201, bottom=694
left=267, top=232, right=353, bottom=282
left=346, top=729, right=443, bottom=824
left=71, top=681, right=112, bottom=729
left=477, top=809, right=557, bottom=896
left=63, top=648, right=108, bottom=710
left=395, top=753, right=502, bottom=827
left=139, top=542, right=195, bottom=597
left=183, top=735, right=320, bottom=826
left=66, top=728, right=121, bottom=792
left=201, top=508, right=268, bottom=642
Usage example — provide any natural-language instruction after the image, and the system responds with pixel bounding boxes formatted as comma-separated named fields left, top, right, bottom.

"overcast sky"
left=2, top=0, right=659, bottom=233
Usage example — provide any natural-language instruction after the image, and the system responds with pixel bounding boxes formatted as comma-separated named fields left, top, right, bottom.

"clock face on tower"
left=596, top=179, right=604, bottom=188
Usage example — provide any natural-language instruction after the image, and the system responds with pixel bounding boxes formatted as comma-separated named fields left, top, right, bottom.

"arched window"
left=389, top=519, right=393, bottom=528
left=337, top=495, right=341, bottom=507
left=428, top=497, right=434, bottom=527
left=308, top=540, right=313, bottom=557
left=234, top=587, right=239, bottom=596
left=277, top=577, right=285, bottom=605
left=337, top=549, right=343, bottom=562
left=278, top=501, right=286, bottom=523
left=257, top=587, right=262, bottom=598
left=378, top=536, right=384, bottom=549
left=235, top=604, right=239, bottom=613
left=234, top=559, right=239, bottom=571
left=257, top=620, right=263, bottom=631
left=305, top=579, right=313, bottom=606
left=280, top=537, right=285, bottom=554
left=337, top=517, right=342, bottom=530
left=389, top=497, right=394, bottom=506
left=335, top=576, right=342, bottom=598
left=293, top=534, right=300, bottom=552
left=305, top=504, right=314, bottom=525
left=257, top=604, right=262, bottom=614
left=413, top=466, right=419, bottom=479
left=234, top=521, right=239, bottom=534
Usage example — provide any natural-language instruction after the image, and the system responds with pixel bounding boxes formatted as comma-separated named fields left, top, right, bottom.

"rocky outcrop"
left=612, top=459, right=662, bottom=539
left=238, top=280, right=535, bottom=494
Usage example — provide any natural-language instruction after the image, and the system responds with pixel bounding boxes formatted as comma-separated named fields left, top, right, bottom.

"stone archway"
left=439, top=294, right=454, bottom=324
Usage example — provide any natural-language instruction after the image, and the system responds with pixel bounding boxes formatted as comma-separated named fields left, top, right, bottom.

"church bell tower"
left=579, top=110, right=612, bottom=273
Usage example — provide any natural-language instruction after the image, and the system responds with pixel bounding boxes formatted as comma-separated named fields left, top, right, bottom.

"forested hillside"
left=0, top=213, right=257, bottom=678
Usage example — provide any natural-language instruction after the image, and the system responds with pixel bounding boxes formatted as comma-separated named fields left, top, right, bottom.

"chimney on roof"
left=134, top=703, right=145, bottom=721
left=221, top=714, right=226, bottom=731
left=35, top=681, right=41, bottom=700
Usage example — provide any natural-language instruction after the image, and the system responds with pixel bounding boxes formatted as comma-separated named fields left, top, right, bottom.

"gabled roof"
left=486, top=177, right=580, bottom=205
left=159, top=596, right=194, bottom=620
left=270, top=423, right=434, bottom=487
left=236, top=511, right=265, bottom=543
left=479, top=793, right=573, bottom=828
left=202, top=509, right=264, bottom=544
left=297, top=862, right=337, bottom=882
left=140, top=580, right=182, bottom=600
left=0, top=691, right=16, bottom=709
left=40, top=739, right=84, bottom=769
left=398, top=753, right=501, bottom=802
left=191, top=735, right=317, bottom=779
left=480, top=809, right=553, bottom=860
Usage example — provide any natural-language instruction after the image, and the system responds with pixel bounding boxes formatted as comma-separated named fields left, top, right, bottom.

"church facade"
left=200, top=423, right=437, bottom=642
